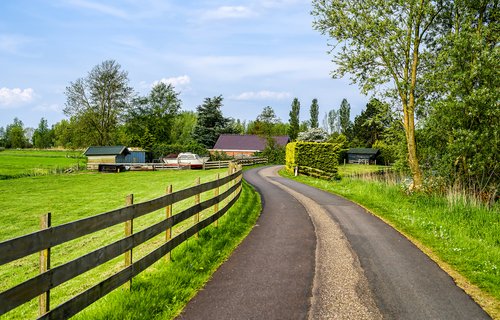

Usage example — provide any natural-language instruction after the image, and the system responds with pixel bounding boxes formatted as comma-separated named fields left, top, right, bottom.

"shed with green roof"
left=346, top=148, right=380, bottom=164
left=84, top=146, right=130, bottom=170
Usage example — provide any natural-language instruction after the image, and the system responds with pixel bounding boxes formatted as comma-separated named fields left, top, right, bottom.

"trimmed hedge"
left=286, top=142, right=341, bottom=180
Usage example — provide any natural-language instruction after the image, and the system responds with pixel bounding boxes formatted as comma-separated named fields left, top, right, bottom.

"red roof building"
left=210, top=134, right=290, bottom=157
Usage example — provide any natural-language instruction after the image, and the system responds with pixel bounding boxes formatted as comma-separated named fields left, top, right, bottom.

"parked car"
left=162, top=152, right=207, bottom=169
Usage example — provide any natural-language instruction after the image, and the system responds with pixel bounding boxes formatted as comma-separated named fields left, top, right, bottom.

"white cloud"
left=202, top=6, right=256, bottom=20
left=0, top=88, right=35, bottom=108
left=153, top=75, right=191, bottom=88
left=232, top=90, right=291, bottom=101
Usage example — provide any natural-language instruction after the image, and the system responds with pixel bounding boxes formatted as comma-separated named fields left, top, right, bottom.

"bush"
left=259, top=137, right=286, bottom=164
left=210, top=150, right=232, bottom=161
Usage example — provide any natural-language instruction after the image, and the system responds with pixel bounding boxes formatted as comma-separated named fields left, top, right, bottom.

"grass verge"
left=74, top=180, right=261, bottom=319
left=0, top=168, right=234, bottom=319
left=280, top=169, right=499, bottom=319
left=0, top=149, right=85, bottom=179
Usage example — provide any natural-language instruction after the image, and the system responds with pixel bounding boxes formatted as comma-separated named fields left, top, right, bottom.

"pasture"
left=0, top=167, right=245, bottom=319
left=0, top=149, right=85, bottom=179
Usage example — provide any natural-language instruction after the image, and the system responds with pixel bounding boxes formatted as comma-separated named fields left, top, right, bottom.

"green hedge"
left=286, top=142, right=340, bottom=180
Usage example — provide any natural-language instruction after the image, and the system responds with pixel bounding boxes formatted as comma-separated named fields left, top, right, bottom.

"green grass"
left=280, top=169, right=500, bottom=317
left=0, top=149, right=85, bottom=179
left=337, top=164, right=391, bottom=177
left=74, top=180, right=261, bottom=319
left=0, top=168, right=244, bottom=319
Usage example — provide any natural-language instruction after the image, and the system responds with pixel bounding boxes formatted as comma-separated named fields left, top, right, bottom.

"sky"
left=0, top=0, right=368, bottom=130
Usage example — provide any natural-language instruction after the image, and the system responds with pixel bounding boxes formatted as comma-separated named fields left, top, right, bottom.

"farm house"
left=210, top=134, right=290, bottom=158
left=346, top=148, right=380, bottom=164
left=84, top=146, right=146, bottom=171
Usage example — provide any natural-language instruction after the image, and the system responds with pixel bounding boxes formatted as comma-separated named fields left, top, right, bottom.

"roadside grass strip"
left=73, top=181, right=261, bottom=319
left=280, top=170, right=500, bottom=319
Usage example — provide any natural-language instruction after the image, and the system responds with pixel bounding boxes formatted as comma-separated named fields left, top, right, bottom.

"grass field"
left=0, top=149, right=85, bottom=179
left=280, top=169, right=500, bottom=318
left=0, top=168, right=253, bottom=319
left=337, top=164, right=391, bottom=177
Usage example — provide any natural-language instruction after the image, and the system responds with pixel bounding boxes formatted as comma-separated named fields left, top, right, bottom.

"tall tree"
left=328, top=109, right=340, bottom=134
left=125, top=83, right=181, bottom=148
left=313, top=0, right=443, bottom=189
left=170, top=111, right=198, bottom=145
left=421, top=0, right=499, bottom=191
left=339, top=98, right=351, bottom=135
left=288, top=98, right=300, bottom=140
left=64, top=60, right=133, bottom=146
left=351, top=98, right=392, bottom=147
left=192, top=95, right=231, bottom=148
left=52, top=119, right=73, bottom=148
left=33, top=118, right=53, bottom=149
left=309, top=98, right=319, bottom=128
left=5, top=118, right=26, bottom=148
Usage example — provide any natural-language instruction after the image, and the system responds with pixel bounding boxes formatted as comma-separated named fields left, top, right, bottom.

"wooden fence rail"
left=0, top=165, right=243, bottom=319
left=203, top=157, right=267, bottom=170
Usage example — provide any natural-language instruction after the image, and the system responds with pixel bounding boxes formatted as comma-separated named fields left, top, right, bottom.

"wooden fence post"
left=165, top=185, right=173, bottom=261
left=194, top=177, right=200, bottom=238
left=39, top=212, right=51, bottom=317
left=125, top=194, right=134, bottom=289
left=214, top=173, right=220, bottom=227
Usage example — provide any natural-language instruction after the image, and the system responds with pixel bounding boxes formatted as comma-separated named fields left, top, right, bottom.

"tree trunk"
left=403, top=106, right=423, bottom=189
left=406, top=12, right=424, bottom=190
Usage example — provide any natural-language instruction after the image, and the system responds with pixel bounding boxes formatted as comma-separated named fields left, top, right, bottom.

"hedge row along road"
left=178, top=166, right=490, bottom=319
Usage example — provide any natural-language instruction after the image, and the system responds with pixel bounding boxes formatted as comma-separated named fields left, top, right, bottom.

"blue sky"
left=0, top=0, right=367, bottom=130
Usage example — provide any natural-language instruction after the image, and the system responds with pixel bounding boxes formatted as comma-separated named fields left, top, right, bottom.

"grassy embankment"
left=281, top=165, right=499, bottom=318
left=0, top=165, right=261, bottom=319
left=0, top=149, right=85, bottom=179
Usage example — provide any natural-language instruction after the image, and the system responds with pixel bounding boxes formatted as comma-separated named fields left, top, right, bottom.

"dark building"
left=346, top=148, right=380, bottom=164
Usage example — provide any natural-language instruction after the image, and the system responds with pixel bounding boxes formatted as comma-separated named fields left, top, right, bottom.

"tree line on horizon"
left=0, top=59, right=380, bottom=159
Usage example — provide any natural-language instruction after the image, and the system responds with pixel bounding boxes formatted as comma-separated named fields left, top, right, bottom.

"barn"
left=346, top=148, right=380, bottom=164
left=210, top=134, right=290, bottom=158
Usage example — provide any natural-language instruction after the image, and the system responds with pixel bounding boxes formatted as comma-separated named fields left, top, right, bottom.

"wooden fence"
left=203, top=157, right=267, bottom=170
left=0, top=165, right=243, bottom=319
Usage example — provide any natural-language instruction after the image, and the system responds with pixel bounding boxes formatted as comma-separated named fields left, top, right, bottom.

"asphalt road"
left=178, top=166, right=490, bottom=320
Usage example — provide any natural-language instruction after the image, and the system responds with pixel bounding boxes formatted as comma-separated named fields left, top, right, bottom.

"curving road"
left=178, top=166, right=490, bottom=320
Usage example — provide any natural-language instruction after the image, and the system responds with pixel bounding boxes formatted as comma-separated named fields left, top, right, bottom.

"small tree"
left=33, top=118, right=53, bottom=149
left=257, top=106, right=280, bottom=137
